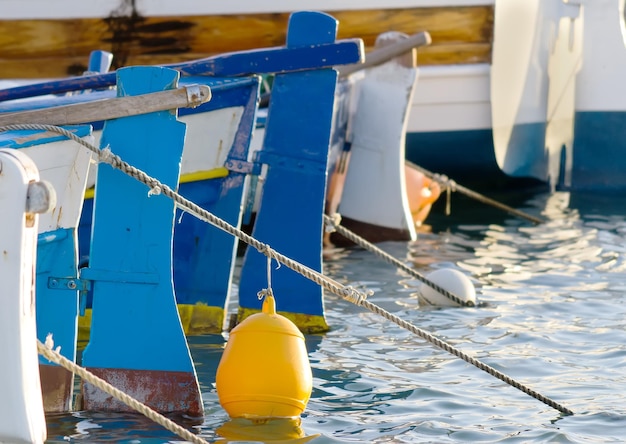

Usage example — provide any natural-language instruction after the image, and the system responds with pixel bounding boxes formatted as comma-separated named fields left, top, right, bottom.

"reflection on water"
left=217, top=417, right=319, bottom=443
left=45, top=190, right=626, bottom=442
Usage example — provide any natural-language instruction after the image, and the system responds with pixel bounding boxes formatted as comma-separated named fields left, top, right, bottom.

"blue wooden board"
left=79, top=66, right=202, bottom=415
left=238, top=11, right=339, bottom=322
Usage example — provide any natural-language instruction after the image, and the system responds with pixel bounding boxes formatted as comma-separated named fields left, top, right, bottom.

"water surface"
left=46, top=190, right=626, bottom=442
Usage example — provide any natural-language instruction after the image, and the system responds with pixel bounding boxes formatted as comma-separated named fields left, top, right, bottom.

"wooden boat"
left=0, top=10, right=363, bottom=414
left=6, top=0, right=624, bottom=191
left=249, top=30, right=436, bottom=245
left=327, top=31, right=427, bottom=243
left=0, top=124, right=95, bottom=413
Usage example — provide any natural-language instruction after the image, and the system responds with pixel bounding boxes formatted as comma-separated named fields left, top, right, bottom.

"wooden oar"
left=259, top=30, right=431, bottom=107
left=0, top=84, right=211, bottom=126
left=336, top=31, right=431, bottom=77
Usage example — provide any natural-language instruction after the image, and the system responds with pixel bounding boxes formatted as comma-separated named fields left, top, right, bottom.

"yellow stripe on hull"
left=237, top=307, right=329, bottom=334
left=78, top=303, right=226, bottom=344
left=1, top=6, right=493, bottom=79
left=83, top=167, right=229, bottom=200
left=178, top=303, right=225, bottom=335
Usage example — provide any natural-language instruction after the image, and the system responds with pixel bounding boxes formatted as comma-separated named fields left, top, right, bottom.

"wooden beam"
left=0, top=84, right=211, bottom=126
left=337, top=31, right=431, bottom=77
left=0, top=6, right=494, bottom=78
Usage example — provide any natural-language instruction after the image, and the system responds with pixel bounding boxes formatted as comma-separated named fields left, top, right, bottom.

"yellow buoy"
left=216, top=293, right=313, bottom=418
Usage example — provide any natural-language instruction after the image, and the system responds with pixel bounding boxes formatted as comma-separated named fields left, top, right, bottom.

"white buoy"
left=0, top=148, right=55, bottom=444
left=419, top=268, right=477, bottom=307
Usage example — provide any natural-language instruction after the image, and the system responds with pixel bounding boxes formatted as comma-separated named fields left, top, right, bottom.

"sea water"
left=45, top=190, right=626, bottom=442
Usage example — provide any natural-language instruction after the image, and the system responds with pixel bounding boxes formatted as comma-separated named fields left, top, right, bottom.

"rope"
left=356, top=300, right=574, bottom=416
left=36, top=338, right=210, bottom=444
left=1, top=124, right=573, bottom=416
left=324, top=214, right=474, bottom=307
left=405, top=160, right=545, bottom=225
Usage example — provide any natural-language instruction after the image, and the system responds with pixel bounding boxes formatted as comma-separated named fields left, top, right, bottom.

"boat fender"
left=419, top=268, right=476, bottom=307
left=216, top=294, right=312, bottom=418
left=405, top=164, right=441, bottom=226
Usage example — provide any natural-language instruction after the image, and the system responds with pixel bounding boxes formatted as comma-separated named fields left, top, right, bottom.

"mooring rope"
left=1, top=124, right=573, bottom=416
left=405, top=160, right=545, bottom=225
left=324, top=213, right=474, bottom=307
left=36, top=339, right=209, bottom=444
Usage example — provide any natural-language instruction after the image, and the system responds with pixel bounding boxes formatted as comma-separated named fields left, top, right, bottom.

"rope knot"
left=325, top=213, right=342, bottom=233
left=341, top=286, right=368, bottom=305
left=99, top=145, right=116, bottom=165
left=257, top=288, right=274, bottom=300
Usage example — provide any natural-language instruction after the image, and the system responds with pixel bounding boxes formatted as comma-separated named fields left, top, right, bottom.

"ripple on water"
left=44, top=191, right=626, bottom=442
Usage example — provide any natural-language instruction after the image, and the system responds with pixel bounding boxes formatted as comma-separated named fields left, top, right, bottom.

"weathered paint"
left=80, top=368, right=203, bottom=416
left=38, top=364, right=73, bottom=413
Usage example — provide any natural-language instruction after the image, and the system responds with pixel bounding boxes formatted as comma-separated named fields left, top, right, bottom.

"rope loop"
left=257, top=287, right=273, bottom=301
left=341, top=286, right=368, bottom=305
left=99, top=146, right=116, bottom=165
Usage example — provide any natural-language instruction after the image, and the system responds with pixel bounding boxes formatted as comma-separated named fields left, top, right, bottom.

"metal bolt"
left=67, top=280, right=77, bottom=290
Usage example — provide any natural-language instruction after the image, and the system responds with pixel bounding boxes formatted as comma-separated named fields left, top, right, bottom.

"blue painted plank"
left=238, top=10, right=339, bottom=326
left=172, top=78, right=259, bottom=331
left=80, top=66, right=202, bottom=415
left=86, top=50, right=113, bottom=74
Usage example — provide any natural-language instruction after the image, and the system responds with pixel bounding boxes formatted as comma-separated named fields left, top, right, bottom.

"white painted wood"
left=338, top=32, right=418, bottom=235
left=0, top=148, right=49, bottom=444
left=180, top=106, right=245, bottom=175
left=84, top=105, right=245, bottom=190
left=20, top=135, right=94, bottom=232
left=575, top=0, right=626, bottom=111
left=0, top=85, right=211, bottom=126
left=1, top=0, right=495, bottom=20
